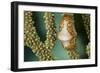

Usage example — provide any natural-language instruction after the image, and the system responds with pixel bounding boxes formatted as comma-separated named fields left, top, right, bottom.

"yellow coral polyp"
left=24, top=11, right=57, bottom=61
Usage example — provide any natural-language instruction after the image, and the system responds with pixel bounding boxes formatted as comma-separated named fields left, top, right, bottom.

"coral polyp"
left=24, top=11, right=57, bottom=61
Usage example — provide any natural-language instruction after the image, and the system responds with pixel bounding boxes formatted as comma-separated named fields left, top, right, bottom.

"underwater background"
left=24, top=11, right=89, bottom=61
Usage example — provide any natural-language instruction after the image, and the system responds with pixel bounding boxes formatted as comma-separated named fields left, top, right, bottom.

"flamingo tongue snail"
left=58, top=13, right=80, bottom=59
